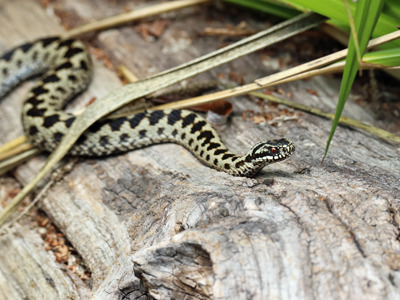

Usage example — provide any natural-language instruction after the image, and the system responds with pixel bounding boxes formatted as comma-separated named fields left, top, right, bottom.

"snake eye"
left=270, top=147, right=277, bottom=153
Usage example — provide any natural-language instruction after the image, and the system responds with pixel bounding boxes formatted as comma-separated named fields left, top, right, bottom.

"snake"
left=0, top=37, right=295, bottom=177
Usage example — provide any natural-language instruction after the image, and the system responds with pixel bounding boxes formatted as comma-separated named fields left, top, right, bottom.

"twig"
left=63, top=0, right=212, bottom=38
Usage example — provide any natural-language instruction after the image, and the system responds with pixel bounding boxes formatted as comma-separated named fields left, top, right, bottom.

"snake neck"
left=203, top=151, right=267, bottom=177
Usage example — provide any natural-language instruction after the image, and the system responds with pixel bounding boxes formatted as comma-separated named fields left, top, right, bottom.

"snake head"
left=239, top=138, right=295, bottom=176
left=248, top=138, right=295, bottom=163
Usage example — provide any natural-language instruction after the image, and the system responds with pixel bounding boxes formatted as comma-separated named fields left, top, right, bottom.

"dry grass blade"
left=119, top=52, right=400, bottom=144
left=251, top=92, right=400, bottom=144
left=0, top=142, right=34, bottom=162
left=0, top=137, right=36, bottom=176
left=63, top=0, right=212, bottom=38
left=0, top=136, right=27, bottom=156
left=0, top=149, right=42, bottom=176
left=151, top=30, right=400, bottom=111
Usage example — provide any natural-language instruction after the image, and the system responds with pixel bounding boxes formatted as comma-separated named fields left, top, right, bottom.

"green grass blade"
left=224, top=0, right=299, bottom=19
left=258, top=0, right=400, bottom=48
left=323, top=0, right=384, bottom=159
left=363, top=48, right=400, bottom=67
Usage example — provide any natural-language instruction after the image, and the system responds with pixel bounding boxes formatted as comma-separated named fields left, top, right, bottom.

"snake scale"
left=0, top=37, right=295, bottom=177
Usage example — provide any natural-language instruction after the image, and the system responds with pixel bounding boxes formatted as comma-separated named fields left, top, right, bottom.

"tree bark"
left=0, top=0, right=399, bottom=299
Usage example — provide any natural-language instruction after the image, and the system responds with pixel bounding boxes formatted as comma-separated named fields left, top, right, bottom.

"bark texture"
left=0, top=0, right=399, bottom=299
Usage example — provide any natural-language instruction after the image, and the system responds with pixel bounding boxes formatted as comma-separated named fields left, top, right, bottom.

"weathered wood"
left=0, top=0, right=399, bottom=299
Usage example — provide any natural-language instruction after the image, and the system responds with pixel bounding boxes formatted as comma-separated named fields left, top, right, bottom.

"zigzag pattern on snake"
left=0, top=37, right=295, bottom=177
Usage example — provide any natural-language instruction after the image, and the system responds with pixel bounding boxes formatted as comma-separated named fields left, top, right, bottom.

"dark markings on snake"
left=188, top=138, right=194, bottom=146
left=43, top=114, right=60, bottom=128
left=235, top=161, right=245, bottom=168
left=207, top=142, right=220, bottom=151
left=109, top=117, right=125, bottom=132
left=200, top=150, right=204, bottom=157
left=16, top=59, right=22, bottom=68
left=251, top=143, right=264, bottom=154
left=87, top=145, right=95, bottom=154
left=206, top=154, right=210, bottom=161
left=190, top=120, right=206, bottom=133
left=56, top=86, right=66, bottom=94
left=76, top=134, right=86, bottom=145
left=29, top=125, right=38, bottom=136
left=42, top=74, right=60, bottom=83
left=26, top=107, right=46, bottom=117
left=65, top=117, right=75, bottom=128
left=39, top=140, right=47, bottom=149
left=197, top=130, right=214, bottom=147
left=64, top=47, right=83, bottom=59
left=181, top=133, right=186, bottom=140
left=55, top=61, right=73, bottom=71
left=182, top=113, right=196, bottom=128
left=128, top=112, right=146, bottom=129
left=149, top=110, right=165, bottom=125
left=245, top=155, right=252, bottom=163
left=32, top=85, right=49, bottom=96
left=57, top=39, right=75, bottom=48
left=167, top=110, right=182, bottom=126
left=20, top=42, right=33, bottom=53
left=139, top=130, right=147, bottom=138
left=172, top=129, right=178, bottom=137
left=43, top=52, right=50, bottom=62
left=68, top=74, right=78, bottom=83
left=100, top=136, right=109, bottom=146
left=231, top=156, right=239, bottom=162
left=50, top=95, right=58, bottom=100
left=32, top=51, right=38, bottom=61
left=26, top=96, right=44, bottom=107
left=157, top=127, right=164, bottom=135
left=80, top=60, right=88, bottom=71
left=214, top=159, right=218, bottom=165
left=53, top=131, right=64, bottom=142
left=41, top=37, right=59, bottom=47
left=222, top=153, right=235, bottom=160
left=2, top=68, right=8, bottom=76
left=224, top=164, right=230, bottom=170
left=214, top=149, right=227, bottom=155
left=1, top=50, right=14, bottom=62
left=194, top=145, right=199, bottom=152
left=119, top=133, right=129, bottom=142
left=255, top=152, right=274, bottom=160
left=88, top=121, right=103, bottom=133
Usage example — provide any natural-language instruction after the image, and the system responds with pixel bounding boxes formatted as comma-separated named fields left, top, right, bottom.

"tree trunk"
left=0, top=0, right=399, bottom=299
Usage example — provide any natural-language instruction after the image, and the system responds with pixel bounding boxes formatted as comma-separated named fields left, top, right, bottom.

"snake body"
left=0, top=37, right=295, bottom=177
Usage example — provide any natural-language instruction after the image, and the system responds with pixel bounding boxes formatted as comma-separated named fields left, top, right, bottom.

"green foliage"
left=363, top=48, right=400, bottom=67
left=324, top=0, right=384, bottom=158
left=223, top=0, right=299, bottom=19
